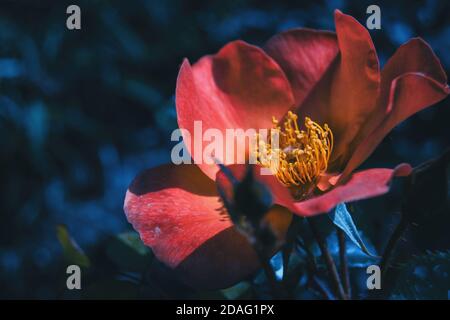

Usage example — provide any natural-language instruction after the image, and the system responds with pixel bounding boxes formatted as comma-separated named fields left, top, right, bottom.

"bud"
left=216, top=164, right=276, bottom=253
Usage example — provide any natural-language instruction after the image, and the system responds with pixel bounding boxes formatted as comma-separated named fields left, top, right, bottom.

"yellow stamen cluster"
left=256, top=111, right=333, bottom=198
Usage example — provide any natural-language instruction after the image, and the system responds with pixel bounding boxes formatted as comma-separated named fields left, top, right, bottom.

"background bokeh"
left=0, top=0, right=448, bottom=298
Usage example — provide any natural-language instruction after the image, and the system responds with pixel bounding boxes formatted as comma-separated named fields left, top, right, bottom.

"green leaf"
left=328, top=203, right=377, bottom=257
left=326, top=232, right=378, bottom=268
left=392, top=250, right=450, bottom=299
left=106, top=231, right=153, bottom=272
left=56, top=224, right=91, bottom=268
left=221, top=282, right=251, bottom=300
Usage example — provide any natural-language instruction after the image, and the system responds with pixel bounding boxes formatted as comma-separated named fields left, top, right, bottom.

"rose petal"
left=176, top=204, right=292, bottom=290
left=341, top=72, right=449, bottom=178
left=124, top=164, right=232, bottom=269
left=264, top=28, right=339, bottom=108
left=330, top=10, right=381, bottom=163
left=344, top=38, right=448, bottom=167
left=380, top=38, right=447, bottom=95
left=124, top=164, right=292, bottom=289
left=218, top=163, right=412, bottom=218
left=175, top=227, right=259, bottom=289
left=295, top=10, right=380, bottom=169
left=176, top=41, right=295, bottom=180
left=293, top=164, right=413, bottom=216
left=317, top=173, right=341, bottom=192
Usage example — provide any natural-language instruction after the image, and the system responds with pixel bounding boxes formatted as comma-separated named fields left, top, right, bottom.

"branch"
left=337, top=228, right=351, bottom=299
left=308, top=218, right=347, bottom=300
left=380, top=217, right=409, bottom=277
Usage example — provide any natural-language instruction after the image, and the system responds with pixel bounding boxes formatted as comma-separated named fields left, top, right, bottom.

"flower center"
left=256, top=111, right=333, bottom=199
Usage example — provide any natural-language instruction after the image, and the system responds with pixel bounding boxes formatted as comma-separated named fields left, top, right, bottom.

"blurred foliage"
left=392, top=250, right=450, bottom=299
left=0, top=0, right=448, bottom=298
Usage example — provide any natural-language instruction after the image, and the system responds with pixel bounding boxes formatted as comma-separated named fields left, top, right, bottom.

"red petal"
left=124, top=164, right=263, bottom=289
left=175, top=227, right=259, bottom=289
left=125, top=164, right=295, bottom=289
left=316, top=173, right=341, bottom=192
left=176, top=204, right=292, bottom=289
left=217, top=163, right=411, bottom=217
left=264, top=28, right=339, bottom=108
left=293, top=164, right=413, bottom=216
left=124, top=164, right=232, bottom=268
left=380, top=38, right=447, bottom=96
left=330, top=10, right=381, bottom=163
left=176, top=41, right=295, bottom=180
left=341, top=73, right=449, bottom=178
left=296, top=10, right=380, bottom=168
left=345, top=38, right=448, bottom=166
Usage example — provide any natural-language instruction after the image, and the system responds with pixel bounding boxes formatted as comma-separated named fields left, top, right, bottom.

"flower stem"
left=299, top=237, right=335, bottom=300
left=256, top=251, right=284, bottom=299
left=281, top=216, right=302, bottom=286
left=337, top=228, right=351, bottom=299
left=308, top=218, right=347, bottom=300
left=366, top=216, right=409, bottom=299
left=311, top=275, right=334, bottom=300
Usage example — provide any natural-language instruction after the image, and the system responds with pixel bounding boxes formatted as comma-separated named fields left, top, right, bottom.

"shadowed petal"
left=176, top=205, right=291, bottom=289
left=176, top=41, right=295, bottom=180
left=264, top=28, right=339, bottom=108
left=124, top=164, right=233, bottom=269
left=296, top=10, right=380, bottom=169
left=380, top=38, right=447, bottom=94
left=124, top=164, right=292, bottom=289
left=341, top=73, right=449, bottom=178
left=175, top=227, right=259, bottom=289
left=343, top=38, right=448, bottom=170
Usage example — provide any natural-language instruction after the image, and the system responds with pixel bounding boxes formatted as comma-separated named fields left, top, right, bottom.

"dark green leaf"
left=106, top=231, right=153, bottom=272
left=327, top=232, right=378, bottom=268
left=221, top=282, right=251, bottom=300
